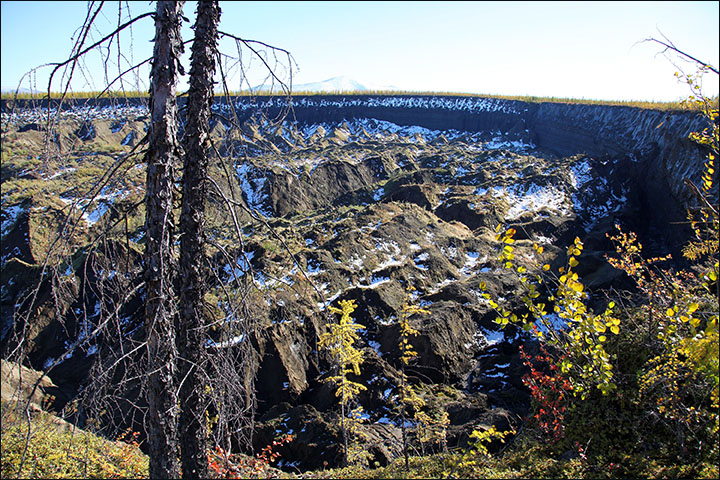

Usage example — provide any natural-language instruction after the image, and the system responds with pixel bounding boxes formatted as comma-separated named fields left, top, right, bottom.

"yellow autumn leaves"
left=320, top=299, right=367, bottom=402
left=482, top=226, right=621, bottom=398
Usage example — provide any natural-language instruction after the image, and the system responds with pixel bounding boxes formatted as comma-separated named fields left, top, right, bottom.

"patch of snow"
left=58, top=185, right=129, bottom=226
left=45, top=167, right=77, bottom=179
left=481, top=182, right=571, bottom=220
left=569, top=159, right=593, bottom=189
left=223, top=251, right=254, bottom=279
left=348, top=254, right=365, bottom=272
left=535, top=234, right=554, bottom=245
left=414, top=251, right=429, bottom=270
left=454, top=165, right=470, bottom=177
left=1, top=204, right=25, bottom=237
left=441, top=244, right=458, bottom=259
left=430, top=278, right=454, bottom=294
left=373, top=187, right=384, bottom=201
left=483, top=329, right=505, bottom=345
left=361, top=220, right=383, bottom=233
left=236, top=163, right=272, bottom=217
left=368, top=340, right=382, bottom=356
left=484, top=135, right=535, bottom=153
left=366, top=275, right=391, bottom=288
left=206, top=334, right=246, bottom=349
left=460, top=251, right=480, bottom=276
left=318, top=289, right=343, bottom=309
left=307, top=259, right=324, bottom=276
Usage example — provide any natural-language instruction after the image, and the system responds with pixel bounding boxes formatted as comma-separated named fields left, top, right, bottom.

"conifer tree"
left=319, top=299, right=366, bottom=466
left=396, top=287, right=428, bottom=470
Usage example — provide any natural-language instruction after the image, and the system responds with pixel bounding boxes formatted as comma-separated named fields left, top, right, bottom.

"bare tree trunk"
left=144, top=1, right=184, bottom=478
left=177, top=1, right=220, bottom=478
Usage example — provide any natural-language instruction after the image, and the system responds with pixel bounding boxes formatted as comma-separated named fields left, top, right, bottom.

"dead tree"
left=3, top=2, right=298, bottom=478
left=177, top=1, right=221, bottom=478
left=143, top=1, right=185, bottom=477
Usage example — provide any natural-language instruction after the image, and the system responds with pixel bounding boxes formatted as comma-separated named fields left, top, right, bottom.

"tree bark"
left=144, top=1, right=184, bottom=478
left=177, top=1, right=220, bottom=478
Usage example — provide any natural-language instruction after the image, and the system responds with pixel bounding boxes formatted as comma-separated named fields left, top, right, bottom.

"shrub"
left=1, top=401, right=148, bottom=479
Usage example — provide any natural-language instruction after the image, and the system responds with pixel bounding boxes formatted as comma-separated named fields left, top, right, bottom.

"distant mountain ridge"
left=1, top=86, right=33, bottom=94
left=250, top=75, right=399, bottom=93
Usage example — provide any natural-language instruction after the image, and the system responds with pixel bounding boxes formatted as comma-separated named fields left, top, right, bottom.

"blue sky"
left=1, top=1, right=718, bottom=101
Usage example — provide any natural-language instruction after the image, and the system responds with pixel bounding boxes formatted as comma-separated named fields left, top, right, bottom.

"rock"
left=255, top=403, right=344, bottom=470
left=385, top=184, right=437, bottom=210
left=356, top=422, right=403, bottom=467
left=1, top=359, right=75, bottom=433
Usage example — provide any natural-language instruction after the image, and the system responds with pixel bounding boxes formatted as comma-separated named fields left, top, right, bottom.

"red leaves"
left=207, top=435, right=294, bottom=479
left=519, top=345, right=573, bottom=442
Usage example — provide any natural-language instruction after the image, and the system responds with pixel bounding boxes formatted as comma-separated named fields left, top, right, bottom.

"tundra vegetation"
left=1, top=2, right=718, bottom=479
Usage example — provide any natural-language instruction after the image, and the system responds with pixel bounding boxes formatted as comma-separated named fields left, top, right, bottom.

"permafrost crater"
left=0, top=94, right=713, bottom=469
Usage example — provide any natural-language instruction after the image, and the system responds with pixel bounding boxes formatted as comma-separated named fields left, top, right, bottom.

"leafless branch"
left=641, top=34, right=719, bottom=75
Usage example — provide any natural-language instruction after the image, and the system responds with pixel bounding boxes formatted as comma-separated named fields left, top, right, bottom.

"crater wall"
left=3, top=94, right=713, bottom=233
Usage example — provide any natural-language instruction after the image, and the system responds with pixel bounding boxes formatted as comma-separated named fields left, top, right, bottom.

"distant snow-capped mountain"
left=1, top=86, right=34, bottom=94
left=249, top=75, right=399, bottom=93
